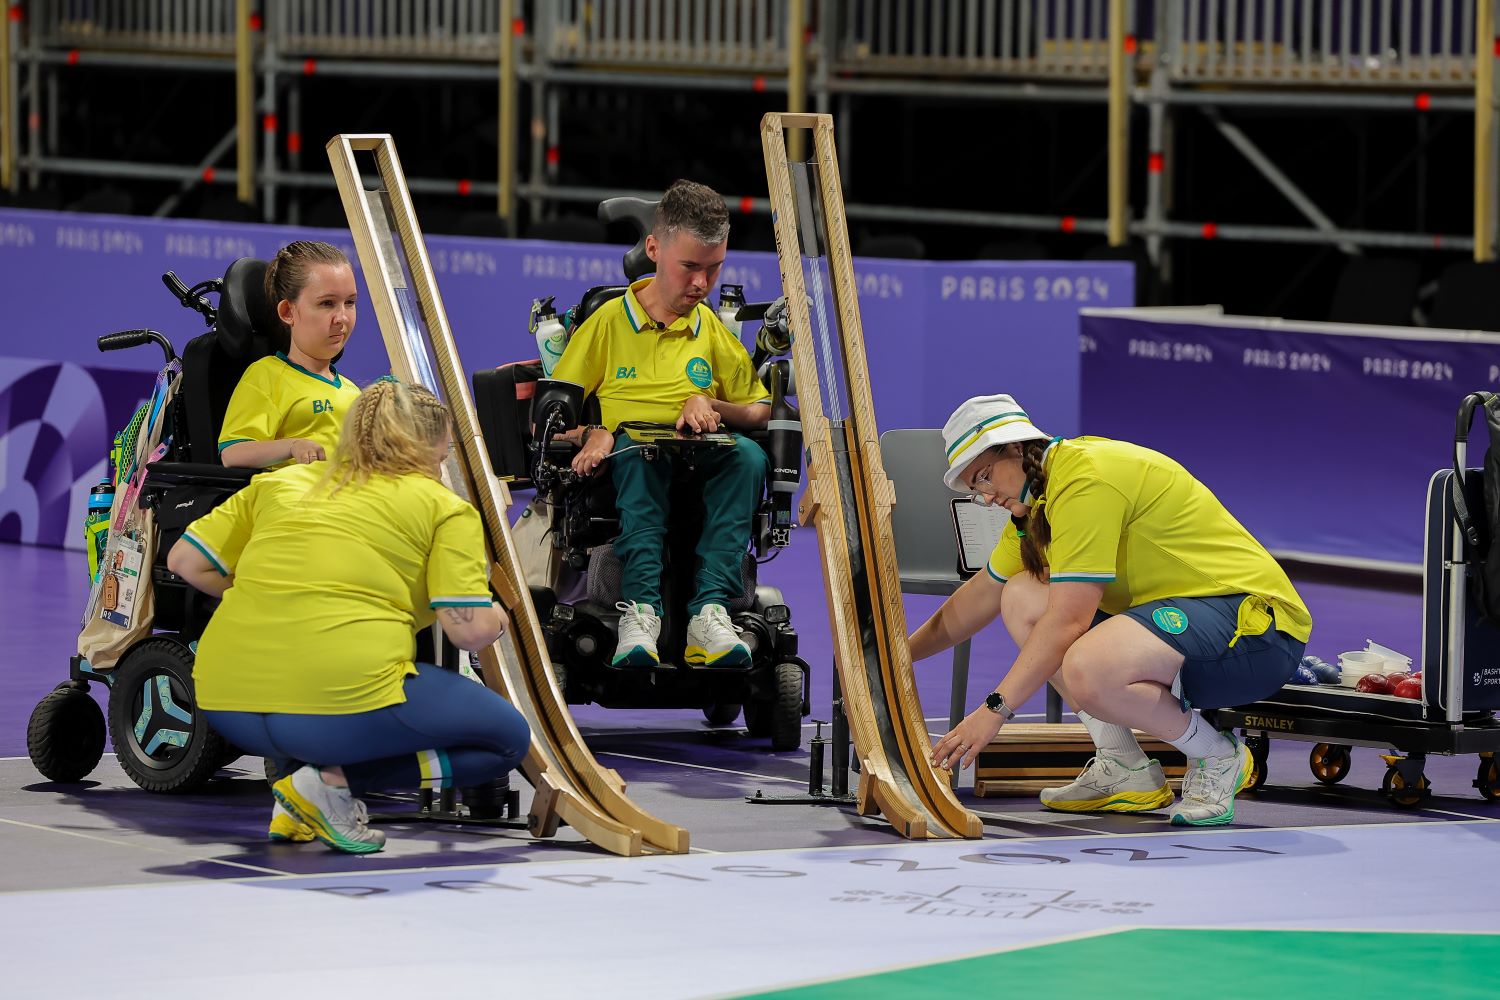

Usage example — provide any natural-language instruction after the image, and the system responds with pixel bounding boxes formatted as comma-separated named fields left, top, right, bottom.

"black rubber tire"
left=26, top=683, right=106, bottom=782
left=744, top=700, right=770, bottom=738
left=1381, top=765, right=1430, bottom=809
left=1477, top=758, right=1500, bottom=802
left=1309, top=743, right=1352, bottom=785
left=769, top=662, right=803, bottom=752
left=263, top=756, right=306, bottom=787
left=703, top=703, right=742, bottom=727
left=107, top=639, right=229, bottom=794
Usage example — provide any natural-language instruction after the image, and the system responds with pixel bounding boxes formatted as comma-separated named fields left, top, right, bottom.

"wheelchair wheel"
left=703, top=703, right=741, bottom=727
left=107, top=639, right=229, bottom=794
left=27, top=682, right=106, bottom=782
left=769, top=661, right=803, bottom=752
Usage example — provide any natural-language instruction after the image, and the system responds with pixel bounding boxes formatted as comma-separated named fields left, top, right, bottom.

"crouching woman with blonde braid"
left=167, top=379, right=529, bottom=853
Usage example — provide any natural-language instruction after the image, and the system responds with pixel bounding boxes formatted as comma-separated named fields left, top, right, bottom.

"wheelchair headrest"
left=216, top=257, right=282, bottom=358
left=597, top=197, right=658, bottom=283
left=572, top=285, right=628, bottom=328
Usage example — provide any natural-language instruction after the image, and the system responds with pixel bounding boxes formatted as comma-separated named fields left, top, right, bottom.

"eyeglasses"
left=968, top=458, right=1000, bottom=506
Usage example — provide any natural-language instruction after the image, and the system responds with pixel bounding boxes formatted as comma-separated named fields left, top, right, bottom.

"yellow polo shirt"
left=219, top=353, right=361, bottom=466
left=551, top=278, right=770, bottom=429
left=183, top=462, right=492, bottom=715
left=986, top=437, right=1312, bottom=643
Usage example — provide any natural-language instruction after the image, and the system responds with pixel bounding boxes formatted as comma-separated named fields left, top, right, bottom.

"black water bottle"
left=765, top=360, right=801, bottom=547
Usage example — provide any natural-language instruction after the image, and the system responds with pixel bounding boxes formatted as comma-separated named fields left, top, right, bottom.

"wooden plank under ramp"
left=973, top=724, right=1187, bottom=798
left=761, top=113, right=982, bottom=840
left=326, top=134, right=688, bottom=857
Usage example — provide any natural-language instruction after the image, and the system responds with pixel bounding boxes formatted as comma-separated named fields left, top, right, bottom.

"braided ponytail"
left=1017, top=439, right=1053, bottom=578
left=322, top=379, right=451, bottom=493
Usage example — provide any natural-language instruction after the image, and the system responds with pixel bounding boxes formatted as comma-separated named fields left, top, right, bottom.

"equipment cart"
left=1209, top=397, right=1500, bottom=809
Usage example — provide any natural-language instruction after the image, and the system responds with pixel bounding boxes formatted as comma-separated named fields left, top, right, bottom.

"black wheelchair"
left=472, top=198, right=812, bottom=751
left=26, top=261, right=518, bottom=822
left=26, top=260, right=272, bottom=792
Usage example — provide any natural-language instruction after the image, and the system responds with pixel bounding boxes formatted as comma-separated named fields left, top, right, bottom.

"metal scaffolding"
left=0, top=1, right=1495, bottom=264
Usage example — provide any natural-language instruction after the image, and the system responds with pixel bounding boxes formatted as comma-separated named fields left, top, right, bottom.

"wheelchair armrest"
left=145, top=461, right=257, bottom=489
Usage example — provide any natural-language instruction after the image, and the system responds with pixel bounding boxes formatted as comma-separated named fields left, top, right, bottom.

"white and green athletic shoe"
left=272, top=766, right=386, bottom=854
left=612, top=602, right=662, bottom=667
left=685, top=603, right=752, bottom=667
left=1039, top=755, right=1175, bottom=813
left=1170, top=737, right=1255, bottom=827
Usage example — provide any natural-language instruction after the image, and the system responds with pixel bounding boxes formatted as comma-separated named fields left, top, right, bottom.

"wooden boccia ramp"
left=326, top=134, right=687, bottom=857
left=761, top=113, right=982, bottom=841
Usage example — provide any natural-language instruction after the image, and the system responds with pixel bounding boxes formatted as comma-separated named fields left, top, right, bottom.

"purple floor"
left=5, top=536, right=1495, bottom=892
left=3, top=536, right=1425, bottom=754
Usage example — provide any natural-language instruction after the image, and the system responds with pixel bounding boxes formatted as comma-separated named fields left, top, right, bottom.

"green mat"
left=746, top=927, right=1499, bottom=999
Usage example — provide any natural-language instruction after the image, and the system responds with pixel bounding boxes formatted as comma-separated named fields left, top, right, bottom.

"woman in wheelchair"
left=219, top=240, right=363, bottom=469
left=167, top=379, right=529, bottom=853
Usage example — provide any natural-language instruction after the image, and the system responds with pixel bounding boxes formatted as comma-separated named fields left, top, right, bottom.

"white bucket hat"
left=940, top=394, right=1051, bottom=492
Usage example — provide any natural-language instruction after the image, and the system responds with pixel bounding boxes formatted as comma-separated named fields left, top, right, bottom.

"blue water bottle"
left=84, top=480, right=113, bottom=583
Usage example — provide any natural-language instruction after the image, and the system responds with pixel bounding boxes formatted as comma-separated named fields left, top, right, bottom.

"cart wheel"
left=1309, top=743, right=1352, bottom=785
left=1381, top=765, right=1431, bottom=809
left=1475, top=758, right=1500, bottom=802
left=107, top=639, right=229, bottom=794
left=1244, top=734, right=1270, bottom=791
left=703, top=703, right=742, bottom=727
left=26, top=682, right=106, bottom=783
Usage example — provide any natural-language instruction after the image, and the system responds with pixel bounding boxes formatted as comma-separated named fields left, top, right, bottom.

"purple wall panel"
left=0, top=208, right=1130, bottom=550
left=1080, top=310, right=1500, bottom=568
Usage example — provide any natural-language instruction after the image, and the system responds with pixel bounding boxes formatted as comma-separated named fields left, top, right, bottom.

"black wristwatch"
left=984, top=691, right=1015, bottom=721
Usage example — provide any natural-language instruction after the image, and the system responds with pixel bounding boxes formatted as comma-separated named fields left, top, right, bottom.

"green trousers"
left=610, top=432, right=768, bottom=614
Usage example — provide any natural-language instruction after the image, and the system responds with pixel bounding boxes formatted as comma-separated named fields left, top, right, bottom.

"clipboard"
left=950, top=496, right=1009, bottom=578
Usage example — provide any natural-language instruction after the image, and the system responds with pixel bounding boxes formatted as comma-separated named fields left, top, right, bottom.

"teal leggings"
left=610, top=431, right=768, bottom=613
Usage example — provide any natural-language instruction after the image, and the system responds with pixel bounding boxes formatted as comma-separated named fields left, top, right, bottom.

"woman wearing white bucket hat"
left=910, top=394, right=1312, bottom=826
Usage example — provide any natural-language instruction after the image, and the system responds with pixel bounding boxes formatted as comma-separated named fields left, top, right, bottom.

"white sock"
left=1077, top=710, right=1149, bottom=768
left=1169, top=711, right=1235, bottom=761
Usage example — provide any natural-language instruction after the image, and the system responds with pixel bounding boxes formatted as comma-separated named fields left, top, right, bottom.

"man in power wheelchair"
left=473, top=183, right=811, bottom=750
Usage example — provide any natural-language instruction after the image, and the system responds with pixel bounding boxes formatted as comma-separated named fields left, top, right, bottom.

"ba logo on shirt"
left=311, top=399, right=334, bottom=414
left=615, top=367, right=638, bottom=380
left=1152, top=607, right=1189, bottom=635
left=685, top=357, right=712, bottom=389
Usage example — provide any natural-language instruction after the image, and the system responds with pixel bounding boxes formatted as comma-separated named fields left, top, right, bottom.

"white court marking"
left=2, top=820, right=1493, bottom=999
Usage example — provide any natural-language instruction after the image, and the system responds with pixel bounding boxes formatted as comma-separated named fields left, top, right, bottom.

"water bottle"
left=84, top=480, right=113, bottom=583
left=531, top=296, right=566, bottom=376
left=718, top=283, right=745, bottom=339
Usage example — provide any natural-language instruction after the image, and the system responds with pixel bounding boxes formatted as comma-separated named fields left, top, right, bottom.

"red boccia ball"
left=1393, top=678, right=1423, bottom=699
left=1356, top=674, right=1392, bottom=695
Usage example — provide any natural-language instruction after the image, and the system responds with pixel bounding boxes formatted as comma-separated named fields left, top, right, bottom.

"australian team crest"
left=685, top=357, right=712, bottom=388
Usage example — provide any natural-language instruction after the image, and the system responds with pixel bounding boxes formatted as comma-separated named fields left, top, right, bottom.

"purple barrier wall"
left=1079, top=309, right=1500, bottom=570
left=0, top=208, right=1130, bottom=550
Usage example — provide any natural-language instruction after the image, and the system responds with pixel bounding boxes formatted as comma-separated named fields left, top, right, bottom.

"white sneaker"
left=1039, top=754, right=1175, bottom=813
left=685, top=603, right=752, bottom=667
left=613, top=602, right=661, bottom=667
left=1170, top=736, right=1255, bottom=826
left=272, top=766, right=387, bottom=854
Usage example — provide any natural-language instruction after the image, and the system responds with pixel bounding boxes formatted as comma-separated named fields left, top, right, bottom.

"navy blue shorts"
left=1111, top=594, right=1305, bottom=711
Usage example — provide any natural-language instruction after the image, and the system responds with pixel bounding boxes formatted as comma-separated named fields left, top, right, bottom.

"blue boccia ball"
left=1293, top=664, right=1318, bottom=685
left=1302, top=655, right=1341, bottom=684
